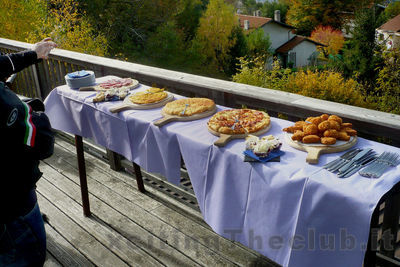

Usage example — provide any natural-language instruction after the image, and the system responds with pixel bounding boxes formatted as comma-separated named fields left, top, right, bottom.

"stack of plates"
left=65, top=70, right=96, bottom=89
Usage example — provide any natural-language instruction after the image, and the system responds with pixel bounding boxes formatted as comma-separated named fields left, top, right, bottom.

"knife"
left=323, top=149, right=359, bottom=170
left=338, top=155, right=376, bottom=178
left=338, top=148, right=373, bottom=174
left=326, top=149, right=361, bottom=172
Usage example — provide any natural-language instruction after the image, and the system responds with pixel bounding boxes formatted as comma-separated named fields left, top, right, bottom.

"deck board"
left=37, top=137, right=279, bottom=266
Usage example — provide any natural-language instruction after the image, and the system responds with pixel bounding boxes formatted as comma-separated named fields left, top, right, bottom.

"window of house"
left=288, top=51, right=296, bottom=68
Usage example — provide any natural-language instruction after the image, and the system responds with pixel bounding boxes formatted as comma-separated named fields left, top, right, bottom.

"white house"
left=236, top=12, right=324, bottom=67
left=376, top=14, right=400, bottom=49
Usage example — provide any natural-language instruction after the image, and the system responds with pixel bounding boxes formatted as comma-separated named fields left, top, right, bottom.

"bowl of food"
left=245, top=135, right=282, bottom=159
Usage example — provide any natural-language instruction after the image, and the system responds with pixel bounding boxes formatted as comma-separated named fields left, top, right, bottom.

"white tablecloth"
left=44, top=76, right=400, bottom=266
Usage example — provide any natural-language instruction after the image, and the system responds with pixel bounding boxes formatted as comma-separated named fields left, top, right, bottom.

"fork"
left=359, top=152, right=400, bottom=178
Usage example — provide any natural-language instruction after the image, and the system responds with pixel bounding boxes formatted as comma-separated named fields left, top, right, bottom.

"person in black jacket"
left=0, top=38, right=57, bottom=266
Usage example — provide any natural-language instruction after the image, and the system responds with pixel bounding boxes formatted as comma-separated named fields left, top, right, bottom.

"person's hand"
left=32, top=38, right=58, bottom=59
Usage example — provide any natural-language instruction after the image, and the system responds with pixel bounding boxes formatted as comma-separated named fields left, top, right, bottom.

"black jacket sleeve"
left=0, top=50, right=39, bottom=81
left=0, top=81, right=54, bottom=160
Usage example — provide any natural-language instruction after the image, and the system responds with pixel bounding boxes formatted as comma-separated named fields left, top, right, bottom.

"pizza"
left=98, top=78, right=137, bottom=90
left=162, top=98, right=215, bottom=117
left=129, top=87, right=168, bottom=104
left=208, top=109, right=270, bottom=135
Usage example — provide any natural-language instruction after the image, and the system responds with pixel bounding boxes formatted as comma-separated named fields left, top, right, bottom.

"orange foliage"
left=311, top=25, right=344, bottom=58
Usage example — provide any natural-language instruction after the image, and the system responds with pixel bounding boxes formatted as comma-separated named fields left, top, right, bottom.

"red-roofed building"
left=377, top=14, right=400, bottom=49
left=236, top=13, right=324, bottom=67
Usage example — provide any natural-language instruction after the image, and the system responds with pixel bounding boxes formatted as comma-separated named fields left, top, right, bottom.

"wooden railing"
left=2, top=37, right=400, bottom=266
left=1, top=37, right=399, bottom=147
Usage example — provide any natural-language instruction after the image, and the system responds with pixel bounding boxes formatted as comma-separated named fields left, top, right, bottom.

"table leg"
left=133, top=162, right=146, bottom=193
left=75, top=135, right=91, bottom=217
left=107, top=149, right=122, bottom=171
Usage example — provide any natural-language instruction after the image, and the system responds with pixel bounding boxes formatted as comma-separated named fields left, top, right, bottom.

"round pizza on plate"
left=129, top=87, right=168, bottom=104
left=97, top=78, right=138, bottom=91
left=208, top=109, right=270, bottom=135
left=162, top=98, right=216, bottom=117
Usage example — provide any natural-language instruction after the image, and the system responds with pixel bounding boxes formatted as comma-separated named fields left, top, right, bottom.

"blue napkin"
left=67, top=70, right=91, bottom=79
left=243, top=149, right=285, bottom=163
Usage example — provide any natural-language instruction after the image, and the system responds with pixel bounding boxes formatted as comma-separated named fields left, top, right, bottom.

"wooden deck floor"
left=38, top=137, right=279, bottom=267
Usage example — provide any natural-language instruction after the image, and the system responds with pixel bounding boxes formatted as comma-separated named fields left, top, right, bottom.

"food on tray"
left=303, top=135, right=321, bottom=144
left=208, top=109, right=270, bottom=135
left=245, top=135, right=282, bottom=158
left=99, top=78, right=135, bottom=90
left=163, top=98, right=215, bottom=117
left=93, top=88, right=129, bottom=103
left=321, top=137, right=337, bottom=145
left=283, top=113, right=357, bottom=144
left=129, top=87, right=168, bottom=104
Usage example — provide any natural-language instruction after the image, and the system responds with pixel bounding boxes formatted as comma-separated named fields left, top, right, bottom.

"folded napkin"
left=67, top=70, right=91, bottom=79
left=243, top=149, right=284, bottom=163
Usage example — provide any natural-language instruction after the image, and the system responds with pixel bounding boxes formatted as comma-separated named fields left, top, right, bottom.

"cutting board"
left=284, top=133, right=357, bottom=164
left=79, top=79, right=139, bottom=91
left=109, top=93, right=174, bottom=113
left=153, top=106, right=217, bottom=127
left=208, top=123, right=271, bottom=147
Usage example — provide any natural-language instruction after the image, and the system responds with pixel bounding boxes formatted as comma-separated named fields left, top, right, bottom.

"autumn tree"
left=0, top=0, right=45, bottom=42
left=192, top=0, right=237, bottom=72
left=311, top=25, right=344, bottom=58
left=27, top=0, right=108, bottom=56
left=286, top=0, right=375, bottom=36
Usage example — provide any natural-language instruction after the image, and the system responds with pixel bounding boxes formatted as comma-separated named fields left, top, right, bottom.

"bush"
left=373, top=48, right=400, bottom=114
left=286, top=70, right=371, bottom=107
left=233, top=57, right=373, bottom=109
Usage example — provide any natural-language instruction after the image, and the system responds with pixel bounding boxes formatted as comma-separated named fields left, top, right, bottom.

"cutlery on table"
left=337, top=148, right=374, bottom=174
left=338, top=154, right=377, bottom=178
left=359, top=152, right=400, bottom=178
left=323, top=148, right=361, bottom=172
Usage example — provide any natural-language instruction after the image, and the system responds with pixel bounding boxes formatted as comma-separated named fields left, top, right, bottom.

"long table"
left=44, top=76, right=400, bottom=267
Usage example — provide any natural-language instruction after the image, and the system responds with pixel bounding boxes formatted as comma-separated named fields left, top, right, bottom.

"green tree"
left=260, top=0, right=289, bottom=22
left=343, top=7, right=382, bottom=90
left=226, top=26, right=248, bottom=76
left=377, top=1, right=400, bottom=26
left=374, top=48, right=400, bottom=114
left=192, top=0, right=237, bottom=72
left=383, top=1, right=400, bottom=20
left=246, top=28, right=272, bottom=58
left=241, top=0, right=263, bottom=15
left=174, top=0, right=206, bottom=42
left=144, top=21, right=187, bottom=68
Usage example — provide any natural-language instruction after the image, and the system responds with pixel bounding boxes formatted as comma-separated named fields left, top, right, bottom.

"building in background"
left=237, top=11, right=324, bottom=67
left=377, top=14, right=400, bottom=49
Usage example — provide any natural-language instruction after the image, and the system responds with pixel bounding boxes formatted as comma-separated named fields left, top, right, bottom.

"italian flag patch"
left=22, top=102, right=36, bottom=147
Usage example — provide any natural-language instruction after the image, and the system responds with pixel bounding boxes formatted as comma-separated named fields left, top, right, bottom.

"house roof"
left=236, top=14, right=295, bottom=30
left=378, top=14, right=400, bottom=33
left=275, top=36, right=326, bottom=53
